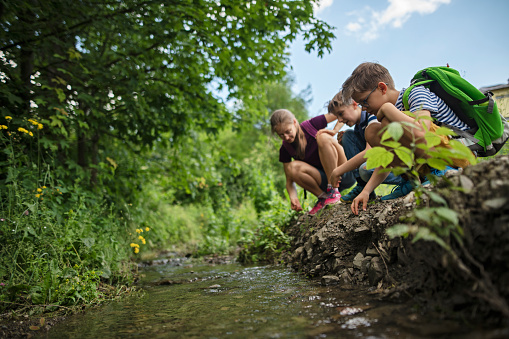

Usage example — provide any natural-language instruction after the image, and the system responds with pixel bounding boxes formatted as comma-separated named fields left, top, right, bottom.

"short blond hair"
left=341, top=62, right=395, bottom=102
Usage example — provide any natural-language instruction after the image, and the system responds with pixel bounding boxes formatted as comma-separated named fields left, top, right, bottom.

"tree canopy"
left=1, top=1, right=334, bottom=167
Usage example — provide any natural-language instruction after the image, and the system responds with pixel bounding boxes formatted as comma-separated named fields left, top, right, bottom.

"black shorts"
left=317, top=167, right=328, bottom=192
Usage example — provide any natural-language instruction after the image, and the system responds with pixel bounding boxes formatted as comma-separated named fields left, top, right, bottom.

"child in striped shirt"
left=341, top=62, right=471, bottom=215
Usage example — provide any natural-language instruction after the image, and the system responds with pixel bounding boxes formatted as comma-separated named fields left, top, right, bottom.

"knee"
left=358, top=162, right=371, bottom=182
left=316, top=132, right=332, bottom=147
left=286, top=161, right=303, bottom=177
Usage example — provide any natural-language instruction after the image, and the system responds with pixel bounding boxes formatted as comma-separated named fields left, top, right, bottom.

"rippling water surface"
left=38, top=256, right=506, bottom=338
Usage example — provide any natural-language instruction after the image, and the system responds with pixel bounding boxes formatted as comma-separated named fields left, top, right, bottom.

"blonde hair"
left=270, top=109, right=307, bottom=160
left=341, top=62, right=395, bottom=102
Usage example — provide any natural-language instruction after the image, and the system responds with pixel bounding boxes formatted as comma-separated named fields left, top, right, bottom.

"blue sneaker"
left=422, top=166, right=458, bottom=185
left=381, top=180, right=414, bottom=201
left=340, top=184, right=376, bottom=203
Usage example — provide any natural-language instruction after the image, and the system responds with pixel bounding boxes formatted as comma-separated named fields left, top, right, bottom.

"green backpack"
left=403, top=66, right=509, bottom=157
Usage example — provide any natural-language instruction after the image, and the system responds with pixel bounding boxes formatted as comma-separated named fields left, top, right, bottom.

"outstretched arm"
left=317, top=113, right=344, bottom=137
left=351, top=167, right=390, bottom=215
left=283, top=162, right=303, bottom=212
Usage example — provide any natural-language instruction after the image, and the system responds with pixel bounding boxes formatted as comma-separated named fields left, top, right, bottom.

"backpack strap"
left=468, top=91, right=495, bottom=114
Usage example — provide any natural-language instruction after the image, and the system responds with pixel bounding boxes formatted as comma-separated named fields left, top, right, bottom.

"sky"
left=289, top=0, right=509, bottom=118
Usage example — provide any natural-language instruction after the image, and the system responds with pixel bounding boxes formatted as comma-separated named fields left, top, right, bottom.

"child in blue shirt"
left=327, top=91, right=404, bottom=203
left=341, top=62, right=471, bottom=215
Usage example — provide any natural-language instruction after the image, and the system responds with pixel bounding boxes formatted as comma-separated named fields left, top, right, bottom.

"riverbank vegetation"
left=0, top=0, right=334, bottom=318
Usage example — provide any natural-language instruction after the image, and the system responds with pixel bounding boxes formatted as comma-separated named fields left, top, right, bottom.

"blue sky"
left=289, top=0, right=509, bottom=118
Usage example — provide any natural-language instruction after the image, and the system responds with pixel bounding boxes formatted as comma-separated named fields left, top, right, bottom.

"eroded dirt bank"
left=281, top=155, right=509, bottom=324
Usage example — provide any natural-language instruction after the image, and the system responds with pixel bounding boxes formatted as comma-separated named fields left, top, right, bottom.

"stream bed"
left=37, top=256, right=506, bottom=338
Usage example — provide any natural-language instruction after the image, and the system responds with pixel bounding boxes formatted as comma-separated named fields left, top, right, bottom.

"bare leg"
left=317, top=133, right=347, bottom=186
left=286, top=160, right=324, bottom=197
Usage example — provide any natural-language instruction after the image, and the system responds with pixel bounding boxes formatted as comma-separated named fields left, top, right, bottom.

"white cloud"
left=346, top=22, right=362, bottom=33
left=313, top=0, right=334, bottom=13
left=345, top=0, right=451, bottom=41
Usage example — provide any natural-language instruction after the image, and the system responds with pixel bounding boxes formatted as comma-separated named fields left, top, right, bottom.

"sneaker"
left=381, top=180, right=414, bottom=201
left=323, top=187, right=341, bottom=207
left=309, top=198, right=326, bottom=215
left=422, top=166, right=458, bottom=185
left=340, top=184, right=377, bottom=203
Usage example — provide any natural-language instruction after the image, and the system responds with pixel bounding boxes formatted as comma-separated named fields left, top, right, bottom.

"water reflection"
left=38, top=259, right=505, bottom=339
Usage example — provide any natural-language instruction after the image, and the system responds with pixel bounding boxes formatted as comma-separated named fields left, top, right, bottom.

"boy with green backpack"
left=340, top=62, right=508, bottom=215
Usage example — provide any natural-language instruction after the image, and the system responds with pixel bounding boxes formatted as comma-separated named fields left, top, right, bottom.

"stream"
left=37, top=255, right=505, bottom=338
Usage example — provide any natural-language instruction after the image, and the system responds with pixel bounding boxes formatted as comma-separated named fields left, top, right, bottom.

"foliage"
left=364, top=113, right=475, bottom=250
left=237, top=194, right=296, bottom=264
left=0, top=0, right=336, bottom=317
left=1, top=0, right=334, bottom=194
left=0, top=182, right=135, bottom=312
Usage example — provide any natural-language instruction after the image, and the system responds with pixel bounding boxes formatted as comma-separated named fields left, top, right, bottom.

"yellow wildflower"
left=136, top=228, right=143, bottom=233
left=130, top=243, right=139, bottom=248
left=35, top=194, right=41, bottom=198
left=0, top=125, right=7, bottom=129
left=5, top=116, right=12, bottom=120
left=145, top=227, right=150, bottom=232
left=134, top=247, right=140, bottom=254
left=29, top=131, right=33, bottom=136
left=37, top=123, right=43, bottom=129
left=18, top=127, right=28, bottom=134
left=141, top=238, right=146, bottom=245
left=42, top=186, right=47, bottom=189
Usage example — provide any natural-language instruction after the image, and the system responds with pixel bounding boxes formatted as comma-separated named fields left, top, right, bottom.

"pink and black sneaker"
left=308, top=197, right=326, bottom=215
left=323, top=187, right=341, bottom=207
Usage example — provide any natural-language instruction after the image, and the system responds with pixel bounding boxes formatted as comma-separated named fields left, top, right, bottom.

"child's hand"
left=316, top=128, right=335, bottom=137
left=351, top=191, right=370, bottom=215
left=330, top=168, right=342, bottom=188
left=336, top=131, right=345, bottom=145
left=290, top=198, right=303, bottom=212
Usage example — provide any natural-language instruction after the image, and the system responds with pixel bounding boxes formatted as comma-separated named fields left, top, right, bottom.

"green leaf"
left=426, top=158, right=448, bottom=170
left=449, top=140, right=478, bottom=164
left=394, top=147, right=414, bottom=168
left=365, top=147, right=394, bottom=169
left=380, top=140, right=401, bottom=148
left=412, top=228, right=450, bottom=250
left=424, top=131, right=442, bottom=147
left=386, top=224, right=415, bottom=238
left=434, top=126, right=456, bottom=136
left=427, top=191, right=447, bottom=206
left=435, top=207, right=459, bottom=225
left=386, top=122, right=404, bottom=141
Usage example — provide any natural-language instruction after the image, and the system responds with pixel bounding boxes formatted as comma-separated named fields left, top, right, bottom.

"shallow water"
left=38, top=257, right=507, bottom=339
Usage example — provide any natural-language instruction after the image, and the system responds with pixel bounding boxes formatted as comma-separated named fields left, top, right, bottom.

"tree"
left=1, top=0, right=334, bottom=192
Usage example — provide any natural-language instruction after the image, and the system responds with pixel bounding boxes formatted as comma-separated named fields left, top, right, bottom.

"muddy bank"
left=281, top=155, right=509, bottom=324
